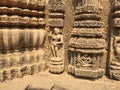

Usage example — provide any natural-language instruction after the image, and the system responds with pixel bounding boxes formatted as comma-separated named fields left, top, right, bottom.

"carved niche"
left=68, top=0, right=106, bottom=79
left=109, top=0, right=120, bottom=80
left=0, top=0, right=46, bottom=82
left=48, top=0, right=65, bottom=74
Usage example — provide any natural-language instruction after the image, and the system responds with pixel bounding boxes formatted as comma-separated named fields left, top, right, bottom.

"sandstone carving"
left=0, top=0, right=120, bottom=86
left=109, top=0, right=120, bottom=80
left=48, top=0, right=65, bottom=74
left=0, top=0, right=46, bottom=82
left=68, top=0, right=106, bottom=79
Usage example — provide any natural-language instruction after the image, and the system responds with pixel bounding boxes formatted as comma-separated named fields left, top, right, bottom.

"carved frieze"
left=75, top=6, right=101, bottom=15
left=0, top=15, right=45, bottom=27
left=69, top=38, right=106, bottom=49
left=0, top=7, right=45, bottom=17
left=75, top=14, right=101, bottom=21
left=74, top=21, right=104, bottom=28
left=48, top=0, right=65, bottom=12
left=71, top=28, right=105, bottom=38
left=48, top=19, right=64, bottom=27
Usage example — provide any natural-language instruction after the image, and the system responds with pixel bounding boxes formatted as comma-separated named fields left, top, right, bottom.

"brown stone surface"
left=0, top=72, right=120, bottom=90
left=1, top=0, right=120, bottom=89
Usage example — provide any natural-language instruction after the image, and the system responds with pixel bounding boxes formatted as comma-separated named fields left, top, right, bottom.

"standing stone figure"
left=50, top=28, right=63, bottom=58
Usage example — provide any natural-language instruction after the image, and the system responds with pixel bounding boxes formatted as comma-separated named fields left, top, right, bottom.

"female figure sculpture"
left=50, top=28, right=63, bottom=58
left=49, top=28, right=64, bottom=73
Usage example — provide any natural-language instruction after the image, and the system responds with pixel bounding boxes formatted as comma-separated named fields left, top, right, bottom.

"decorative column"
left=109, top=0, right=120, bottom=80
left=0, top=0, right=46, bottom=81
left=48, top=0, right=65, bottom=73
left=68, top=0, right=106, bottom=79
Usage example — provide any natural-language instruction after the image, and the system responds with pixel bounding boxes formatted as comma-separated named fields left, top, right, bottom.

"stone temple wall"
left=1, top=0, right=120, bottom=82
left=0, top=0, right=46, bottom=81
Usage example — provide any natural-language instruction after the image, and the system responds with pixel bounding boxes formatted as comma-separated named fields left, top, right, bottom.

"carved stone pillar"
left=0, top=0, right=46, bottom=82
left=48, top=0, right=65, bottom=74
left=68, top=0, right=106, bottom=79
left=109, top=0, right=120, bottom=80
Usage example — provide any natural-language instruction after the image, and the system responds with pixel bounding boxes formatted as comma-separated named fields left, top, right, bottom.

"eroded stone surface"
left=0, top=0, right=119, bottom=86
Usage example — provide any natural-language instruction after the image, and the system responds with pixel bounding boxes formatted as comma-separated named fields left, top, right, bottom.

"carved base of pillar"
left=110, top=70, right=120, bottom=80
left=49, top=57, right=64, bottom=74
left=68, top=65, right=105, bottom=79
left=49, top=65, right=64, bottom=74
left=110, top=61, right=120, bottom=80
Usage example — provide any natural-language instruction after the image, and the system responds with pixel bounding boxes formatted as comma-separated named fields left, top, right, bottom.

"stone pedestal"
left=68, top=65, right=105, bottom=79
left=49, top=57, right=64, bottom=74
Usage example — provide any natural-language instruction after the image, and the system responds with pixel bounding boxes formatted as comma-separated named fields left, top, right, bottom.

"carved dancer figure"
left=50, top=28, right=63, bottom=58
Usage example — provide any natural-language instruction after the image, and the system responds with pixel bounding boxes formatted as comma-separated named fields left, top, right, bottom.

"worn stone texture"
left=0, top=0, right=120, bottom=90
